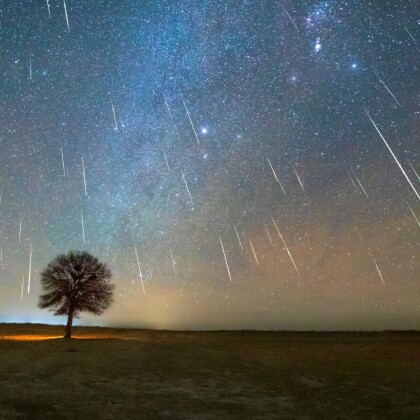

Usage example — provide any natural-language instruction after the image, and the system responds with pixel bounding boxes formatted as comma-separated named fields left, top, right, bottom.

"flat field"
left=0, top=324, right=419, bottom=419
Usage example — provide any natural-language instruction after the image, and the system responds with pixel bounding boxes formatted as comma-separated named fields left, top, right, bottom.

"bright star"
left=201, top=127, right=208, bottom=134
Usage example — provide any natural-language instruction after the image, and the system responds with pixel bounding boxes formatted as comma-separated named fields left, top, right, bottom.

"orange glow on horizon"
left=0, top=335, right=63, bottom=341
left=0, top=334, right=122, bottom=341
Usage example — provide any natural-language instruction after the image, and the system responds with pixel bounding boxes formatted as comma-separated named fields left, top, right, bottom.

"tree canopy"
left=39, top=250, right=114, bottom=338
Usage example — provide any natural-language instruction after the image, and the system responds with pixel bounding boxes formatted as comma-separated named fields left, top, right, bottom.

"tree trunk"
left=64, top=309, right=73, bottom=339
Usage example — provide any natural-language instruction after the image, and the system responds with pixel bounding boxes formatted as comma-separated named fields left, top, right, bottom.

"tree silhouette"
left=39, top=251, right=114, bottom=338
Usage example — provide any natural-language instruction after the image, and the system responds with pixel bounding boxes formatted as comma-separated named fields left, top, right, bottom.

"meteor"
left=234, top=226, right=243, bottom=250
left=28, top=244, right=33, bottom=294
left=374, top=71, right=401, bottom=107
left=63, top=0, right=70, bottom=32
left=170, top=249, right=177, bottom=275
left=366, top=111, right=419, bottom=200
left=182, top=95, right=200, bottom=145
left=408, top=162, right=419, bottom=181
left=351, top=169, right=369, bottom=199
left=407, top=202, right=420, bottom=227
left=264, top=225, right=272, bottom=243
left=163, top=151, right=170, bottom=171
left=21, top=274, right=25, bottom=301
left=134, top=246, right=146, bottom=294
left=249, top=239, right=259, bottom=266
left=46, top=0, right=51, bottom=18
left=181, top=169, right=193, bottom=206
left=81, top=156, right=87, bottom=196
left=293, top=168, right=305, bottom=192
left=110, top=98, right=118, bottom=131
left=81, top=210, right=86, bottom=245
left=19, top=217, right=23, bottom=243
left=347, top=169, right=357, bottom=188
left=404, top=26, right=416, bottom=43
left=267, top=158, right=286, bottom=195
left=272, top=217, right=299, bottom=276
left=164, top=95, right=173, bottom=120
left=281, top=3, right=298, bottom=31
left=29, top=58, right=32, bottom=81
left=219, top=237, right=232, bottom=282
left=373, top=258, right=385, bottom=287
left=60, top=145, right=66, bottom=176
left=164, top=95, right=182, bottom=142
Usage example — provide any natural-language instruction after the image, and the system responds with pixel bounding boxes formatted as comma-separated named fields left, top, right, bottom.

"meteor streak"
left=181, top=169, right=193, bottom=206
left=366, top=111, right=419, bottom=200
left=164, top=95, right=182, bottom=141
left=373, top=258, right=385, bottom=287
left=267, top=158, right=286, bottom=195
left=293, top=168, right=305, bottom=192
left=164, top=95, right=173, bottom=120
left=407, top=202, right=420, bottom=227
left=21, top=274, right=25, bottom=301
left=404, top=26, right=416, bottom=43
left=234, top=226, right=243, bottom=250
left=29, top=58, right=32, bottom=81
left=272, top=217, right=299, bottom=275
left=110, top=98, right=118, bottom=131
left=63, top=0, right=70, bottom=32
left=281, top=3, right=299, bottom=31
left=46, top=0, right=51, bottom=18
left=60, top=145, right=66, bottom=176
left=219, top=237, right=232, bottom=282
left=351, top=169, right=369, bottom=199
left=170, top=249, right=177, bottom=275
left=182, top=96, right=200, bottom=145
left=347, top=169, right=357, bottom=188
left=264, top=225, right=272, bottom=243
left=134, top=245, right=146, bottom=294
left=249, top=239, right=259, bottom=265
left=28, top=244, right=32, bottom=294
left=81, top=156, right=87, bottom=196
left=19, top=217, right=22, bottom=243
left=408, top=162, right=419, bottom=181
left=81, top=210, right=86, bottom=245
left=163, top=151, right=170, bottom=171
left=374, top=71, right=401, bottom=107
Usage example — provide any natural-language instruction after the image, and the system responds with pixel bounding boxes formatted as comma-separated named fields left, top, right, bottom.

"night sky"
left=0, top=0, right=418, bottom=330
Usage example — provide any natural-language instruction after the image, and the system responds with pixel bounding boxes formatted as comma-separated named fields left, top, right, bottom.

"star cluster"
left=0, top=0, right=418, bottom=329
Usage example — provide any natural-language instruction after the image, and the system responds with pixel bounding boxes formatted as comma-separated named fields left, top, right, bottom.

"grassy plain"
left=0, top=324, right=419, bottom=419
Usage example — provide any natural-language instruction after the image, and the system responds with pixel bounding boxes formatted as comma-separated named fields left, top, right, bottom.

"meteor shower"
left=0, top=1, right=418, bottom=418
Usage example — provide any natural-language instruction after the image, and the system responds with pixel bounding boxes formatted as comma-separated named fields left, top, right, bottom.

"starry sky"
left=0, top=0, right=418, bottom=330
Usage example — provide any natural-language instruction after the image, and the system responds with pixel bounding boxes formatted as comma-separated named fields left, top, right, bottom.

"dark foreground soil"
left=0, top=324, right=419, bottom=419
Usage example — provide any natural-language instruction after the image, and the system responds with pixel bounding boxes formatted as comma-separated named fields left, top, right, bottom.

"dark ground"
left=0, top=324, right=419, bottom=419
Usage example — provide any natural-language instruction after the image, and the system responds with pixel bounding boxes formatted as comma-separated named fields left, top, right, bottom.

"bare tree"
left=39, top=251, right=114, bottom=338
